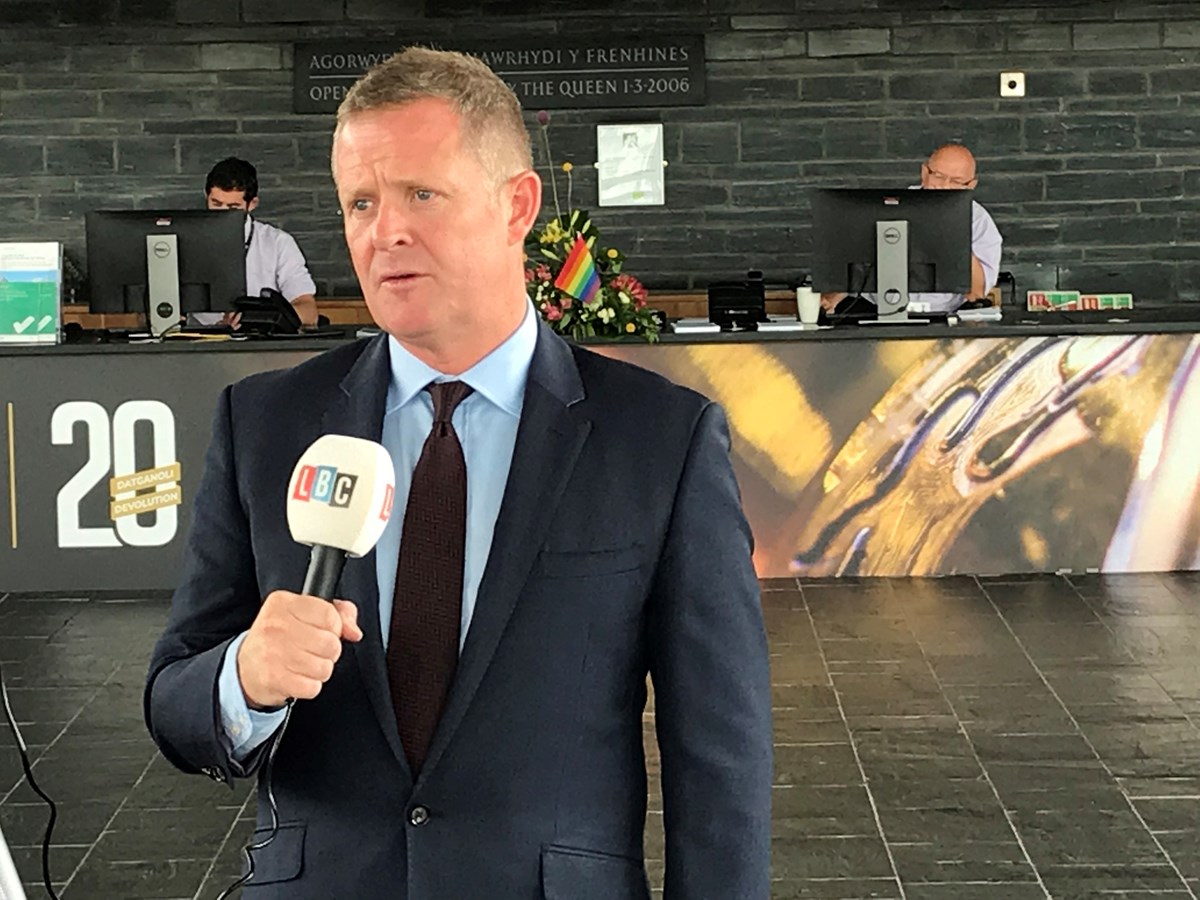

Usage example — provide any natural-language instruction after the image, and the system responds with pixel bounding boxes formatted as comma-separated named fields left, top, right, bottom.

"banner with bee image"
left=596, top=333, right=1200, bottom=577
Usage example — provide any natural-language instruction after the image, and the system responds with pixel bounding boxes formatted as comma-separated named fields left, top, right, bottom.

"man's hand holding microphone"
left=237, top=591, right=363, bottom=710
left=238, top=434, right=395, bottom=710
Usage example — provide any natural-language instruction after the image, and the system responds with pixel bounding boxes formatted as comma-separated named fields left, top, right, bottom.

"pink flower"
left=536, top=110, right=550, bottom=126
left=525, top=268, right=535, bottom=282
left=545, top=304, right=563, bottom=321
left=535, top=264, right=552, bottom=282
left=560, top=297, right=573, bottom=310
left=610, top=273, right=648, bottom=308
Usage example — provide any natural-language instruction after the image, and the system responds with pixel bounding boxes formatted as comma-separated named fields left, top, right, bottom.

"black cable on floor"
left=0, top=654, right=61, bottom=900
left=214, top=699, right=293, bottom=900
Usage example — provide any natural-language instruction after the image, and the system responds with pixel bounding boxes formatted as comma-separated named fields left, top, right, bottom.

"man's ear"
left=505, top=169, right=542, bottom=246
left=248, top=197, right=260, bottom=213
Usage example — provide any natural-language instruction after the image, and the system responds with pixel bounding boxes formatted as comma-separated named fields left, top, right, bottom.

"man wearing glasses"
left=918, top=143, right=1003, bottom=308
left=822, top=142, right=1003, bottom=315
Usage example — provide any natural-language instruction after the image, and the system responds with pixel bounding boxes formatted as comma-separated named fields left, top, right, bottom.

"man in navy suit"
left=145, top=47, right=772, bottom=899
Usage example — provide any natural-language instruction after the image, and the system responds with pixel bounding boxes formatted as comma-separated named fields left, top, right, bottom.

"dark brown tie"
left=387, top=380, right=473, bottom=775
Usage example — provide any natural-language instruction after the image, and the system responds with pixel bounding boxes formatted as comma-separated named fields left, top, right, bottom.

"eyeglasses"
left=923, top=163, right=976, bottom=188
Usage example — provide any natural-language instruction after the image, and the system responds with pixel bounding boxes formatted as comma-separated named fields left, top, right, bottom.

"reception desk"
left=3, top=313, right=1198, bottom=590
left=58, top=291, right=800, bottom=330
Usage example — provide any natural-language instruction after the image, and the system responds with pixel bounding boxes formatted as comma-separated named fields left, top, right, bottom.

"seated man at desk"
left=822, top=143, right=1003, bottom=316
left=204, top=156, right=319, bottom=327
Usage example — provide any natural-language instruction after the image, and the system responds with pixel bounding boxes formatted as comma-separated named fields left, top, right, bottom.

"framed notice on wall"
left=596, top=124, right=666, bottom=207
left=293, top=37, right=706, bottom=113
left=0, top=242, right=60, bottom=345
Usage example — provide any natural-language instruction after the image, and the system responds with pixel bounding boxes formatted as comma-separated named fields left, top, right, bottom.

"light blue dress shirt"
left=217, top=302, right=537, bottom=759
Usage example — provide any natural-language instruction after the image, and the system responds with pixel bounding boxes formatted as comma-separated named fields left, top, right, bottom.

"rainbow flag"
left=554, top=235, right=600, bottom=303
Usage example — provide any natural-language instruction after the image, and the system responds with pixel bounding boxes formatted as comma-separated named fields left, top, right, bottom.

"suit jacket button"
left=408, top=805, right=430, bottom=827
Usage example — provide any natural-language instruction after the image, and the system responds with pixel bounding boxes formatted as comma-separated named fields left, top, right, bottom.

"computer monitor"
left=811, top=188, right=973, bottom=323
left=85, top=209, right=245, bottom=335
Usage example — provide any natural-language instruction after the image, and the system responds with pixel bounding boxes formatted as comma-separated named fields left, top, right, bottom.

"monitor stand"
left=145, top=233, right=181, bottom=337
left=860, top=219, right=927, bottom=326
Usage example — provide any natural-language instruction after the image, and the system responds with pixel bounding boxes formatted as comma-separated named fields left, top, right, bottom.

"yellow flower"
left=562, top=162, right=573, bottom=173
left=625, top=322, right=636, bottom=333
left=539, top=220, right=567, bottom=244
left=606, top=248, right=618, bottom=259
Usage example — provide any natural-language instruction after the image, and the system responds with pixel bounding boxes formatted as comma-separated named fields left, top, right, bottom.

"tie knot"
left=427, top=381, right=473, bottom=425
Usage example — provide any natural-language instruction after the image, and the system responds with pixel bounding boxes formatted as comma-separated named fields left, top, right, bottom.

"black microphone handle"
left=302, top=544, right=348, bottom=600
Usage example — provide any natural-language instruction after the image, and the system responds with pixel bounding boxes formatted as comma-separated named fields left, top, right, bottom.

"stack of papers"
left=671, top=318, right=720, bottom=334
left=758, top=317, right=810, bottom=332
left=955, top=307, right=1003, bottom=323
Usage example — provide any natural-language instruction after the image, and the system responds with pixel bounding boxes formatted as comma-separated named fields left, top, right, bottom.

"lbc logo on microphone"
left=292, top=465, right=357, bottom=508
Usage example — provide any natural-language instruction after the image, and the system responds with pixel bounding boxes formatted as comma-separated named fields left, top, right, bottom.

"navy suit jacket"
left=145, top=325, right=772, bottom=899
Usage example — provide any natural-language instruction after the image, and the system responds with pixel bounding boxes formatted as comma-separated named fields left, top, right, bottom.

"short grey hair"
left=335, top=46, right=533, bottom=183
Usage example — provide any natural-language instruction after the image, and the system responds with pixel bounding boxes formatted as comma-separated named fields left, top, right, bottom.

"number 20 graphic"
left=50, top=400, right=178, bottom=548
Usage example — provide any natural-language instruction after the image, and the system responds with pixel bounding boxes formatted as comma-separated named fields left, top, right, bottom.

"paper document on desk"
left=671, top=318, right=720, bottom=334
left=758, top=317, right=809, bottom=332
left=955, top=307, right=1003, bottom=322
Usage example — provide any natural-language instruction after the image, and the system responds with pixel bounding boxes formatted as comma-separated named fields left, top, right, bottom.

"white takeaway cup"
left=796, top=286, right=821, bottom=325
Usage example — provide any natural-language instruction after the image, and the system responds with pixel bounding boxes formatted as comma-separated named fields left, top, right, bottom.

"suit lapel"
left=318, top=335, right=411, bottom=775
left=419, top=325, right=591, bottom=780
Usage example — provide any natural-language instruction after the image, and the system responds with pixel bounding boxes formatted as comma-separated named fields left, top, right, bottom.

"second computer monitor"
left=811, top=188, right=973, bottom=318
left=86, top=209, right=246, bottom=333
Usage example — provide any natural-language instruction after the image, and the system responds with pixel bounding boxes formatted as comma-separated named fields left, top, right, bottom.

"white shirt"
left=244, top=216, right=316, bottom=302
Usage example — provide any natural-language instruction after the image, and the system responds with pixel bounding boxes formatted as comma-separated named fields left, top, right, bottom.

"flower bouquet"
left=525, top=112, right=659, bottom=342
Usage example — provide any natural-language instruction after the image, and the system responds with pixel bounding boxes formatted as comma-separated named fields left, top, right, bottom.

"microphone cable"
left=216, top=549, right=343, bottom=898
left=214, top=699, right=294, bottom=900
left=0, top=650, right=61, bottom=900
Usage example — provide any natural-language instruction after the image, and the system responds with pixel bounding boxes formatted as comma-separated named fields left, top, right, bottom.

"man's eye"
left=350, top=199, right=371, bottom=212
left=414, top=189, right=434, bottom=202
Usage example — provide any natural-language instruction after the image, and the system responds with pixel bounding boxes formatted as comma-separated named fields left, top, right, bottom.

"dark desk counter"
left=11, top=306, right=1200, bottom=355
left=0, top=332, right=359, bottom=356
left=3, top=314, right=1199, bottom=589
left=667, top=309, right=1200, bottom=342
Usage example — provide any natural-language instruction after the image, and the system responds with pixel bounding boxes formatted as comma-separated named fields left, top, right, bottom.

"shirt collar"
left=385, top=300, right=537, bottom=417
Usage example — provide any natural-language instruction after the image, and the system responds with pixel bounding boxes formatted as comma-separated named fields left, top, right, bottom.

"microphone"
left=286, top=434, right=396, bottom=599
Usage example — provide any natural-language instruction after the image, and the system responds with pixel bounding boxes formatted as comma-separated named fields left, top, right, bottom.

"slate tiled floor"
left=3, top=574, right=1200, bottom=898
